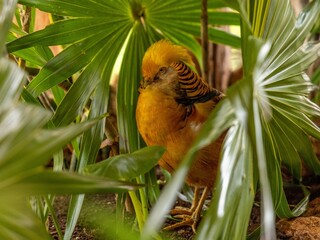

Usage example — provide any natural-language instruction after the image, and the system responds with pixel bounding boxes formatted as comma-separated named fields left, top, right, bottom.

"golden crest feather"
left=142, top=40, right=194, bottom=80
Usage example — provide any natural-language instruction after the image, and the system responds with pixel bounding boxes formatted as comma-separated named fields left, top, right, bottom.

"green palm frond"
left=0, top=57, right=141, bottom=240
left=203, top=1, right=320, bottom=239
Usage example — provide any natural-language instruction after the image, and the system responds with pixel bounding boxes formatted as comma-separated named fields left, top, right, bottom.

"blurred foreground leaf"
left=0, top=53, right=139, bottom=240
left=85, top=146, right=165, bottom=180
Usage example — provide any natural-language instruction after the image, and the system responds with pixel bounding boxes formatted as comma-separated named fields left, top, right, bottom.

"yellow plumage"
left=136, top=40, right=224, bottom=231
left=142, top=40, right=194, bottom=80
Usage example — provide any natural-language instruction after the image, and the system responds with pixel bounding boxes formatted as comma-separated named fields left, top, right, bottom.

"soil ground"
left=49, top=175, right=320, bottom=240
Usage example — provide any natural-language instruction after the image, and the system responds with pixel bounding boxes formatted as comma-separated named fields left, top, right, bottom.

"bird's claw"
left=164, top=207, right=200, bottom=233
left=169, top=206, right=192, bottom=216
left=163, top=216, right=198, bottom=233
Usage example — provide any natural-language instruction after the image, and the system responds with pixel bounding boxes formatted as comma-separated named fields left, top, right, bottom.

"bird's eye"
left=159, top=67, right=167, bottom=74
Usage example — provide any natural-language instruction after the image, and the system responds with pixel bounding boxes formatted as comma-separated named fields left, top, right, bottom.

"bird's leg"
left=169, top=187, right=201, bottom=216
left=190, top=187, right=210, bottom=231
left=163, top=187, right=210, bottom=233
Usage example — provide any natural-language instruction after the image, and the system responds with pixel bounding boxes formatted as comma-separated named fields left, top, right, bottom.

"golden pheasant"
left=136, top=40, right=225, bottom=232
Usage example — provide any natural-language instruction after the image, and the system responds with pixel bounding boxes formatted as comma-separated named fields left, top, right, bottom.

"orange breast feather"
left=136, top=88, right=222, bottom=187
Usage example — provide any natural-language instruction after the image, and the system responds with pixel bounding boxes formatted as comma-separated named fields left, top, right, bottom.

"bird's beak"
left=139, top=78, right=149, bottom=90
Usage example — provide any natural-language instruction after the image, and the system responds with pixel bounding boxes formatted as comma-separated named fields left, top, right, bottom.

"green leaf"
left=208, top=11, right=240, bottom=26
left=7, top=32, right=53, bottom=67
left=276, top=188, right=309, bottom=218
left=51, top=85, right=65, bottom=106
left=0, top=197, right=51, bottom=240
left=7, top=19, right=127, bottom=52
left=311, top=66, right=320, bottom=84
left=18, top=0, right=127, bottom=17
left=85, top=146, right=165, bottom=180
left=197, top=1, right=320, bottom=239
left=198, top=122, right=255, bottom=240
left=91, top=211, right=142, bottom=240
left=62, top=25, right=131, bottom=236
left=0, top=104, right=49, bottom=173
left=21, top=88, right=42, bottom=105
left=117, top=23, right=152, bottom=153
left=4, top=171, right=140, bottom=195
left=25, top=35, right=110, bottom=96
left=52, top=23, right=130, bottom=126
left=208, top=27, right=241, bottom=48
left=1, top=25, right=134, bottom=240
left=64, top=195, right=84, bottom=240
left=51, top=55, right=102, bottom=127
left=0, top=104, right=99, bottom=180
left=61, top=59, right=114, bottom=240
left=242, top=1, right=320, bottom=238
left=0, top=0, right=17, bottom=53
left=0, top=58, right=26, bottom=104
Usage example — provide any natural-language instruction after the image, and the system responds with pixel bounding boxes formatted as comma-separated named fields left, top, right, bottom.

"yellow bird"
left=136, top=40, right=225, bottom=232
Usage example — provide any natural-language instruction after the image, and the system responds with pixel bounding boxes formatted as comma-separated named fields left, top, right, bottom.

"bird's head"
left=140, top=40, right=194, bottom=91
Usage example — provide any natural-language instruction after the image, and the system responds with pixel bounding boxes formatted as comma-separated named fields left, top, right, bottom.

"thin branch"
left=22, top=6, right=32, bottom=33
left=201, top=0, right=208, bottom=82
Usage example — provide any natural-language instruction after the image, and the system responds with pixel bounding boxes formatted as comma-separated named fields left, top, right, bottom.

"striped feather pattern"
left=171, top=61, right=222, bottom=105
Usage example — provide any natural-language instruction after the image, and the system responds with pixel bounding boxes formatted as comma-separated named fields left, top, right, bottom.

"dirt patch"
left=277, top=216, right=320, bottom=240
left=49, top=175, right=320, bottom=239
left=49, top=194, right=116, bottom=240
left=276, top=197, right=320, bottom=240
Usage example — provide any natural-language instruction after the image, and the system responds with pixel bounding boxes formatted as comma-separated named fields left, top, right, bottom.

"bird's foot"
left=163, top=207, right=200, bottom=233
left=169, top=206, right=192, bottom=216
